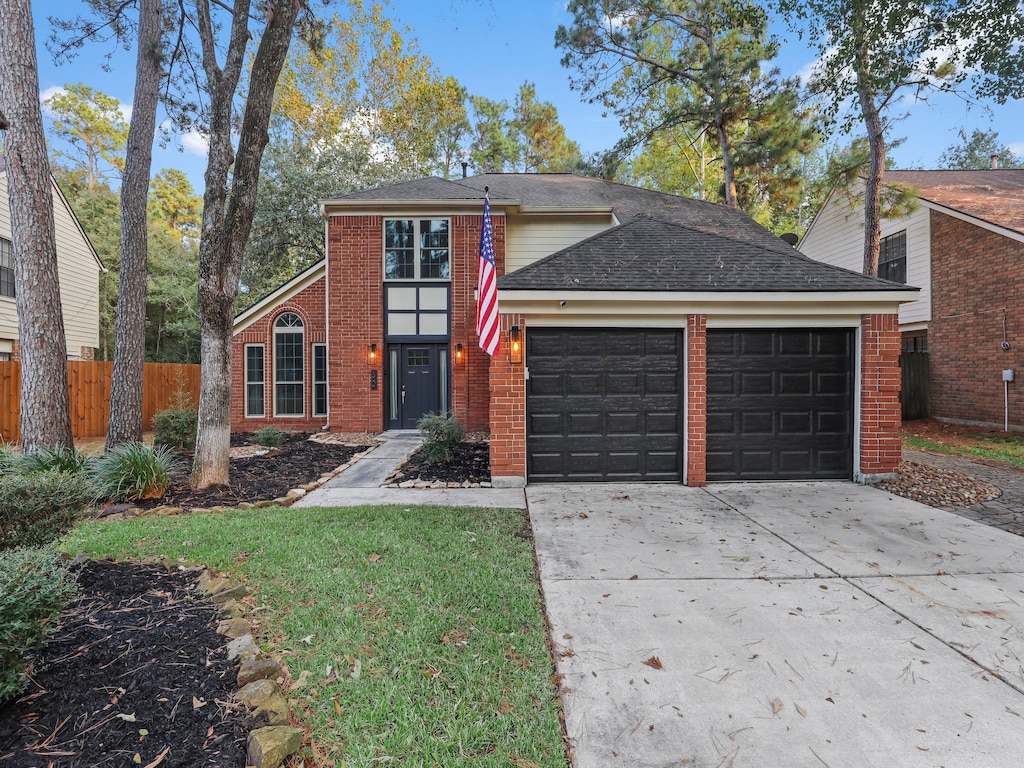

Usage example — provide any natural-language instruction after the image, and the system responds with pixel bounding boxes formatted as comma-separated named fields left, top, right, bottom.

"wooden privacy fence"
left=0, top=361, right=201, bottom=443
left=900, top=351, right=930, bottom=421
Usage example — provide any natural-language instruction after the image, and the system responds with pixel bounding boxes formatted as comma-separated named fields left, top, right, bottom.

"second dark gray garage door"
left=527, top=329, right=682, bottom=482
left=706, top=329, right=854, bottom=481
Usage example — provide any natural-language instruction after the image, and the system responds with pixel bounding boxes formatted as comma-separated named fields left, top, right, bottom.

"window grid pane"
left=0, top=238, right=14, bottom=299
left=274, top=314, right=304, bottom=416
left=385, top=219, right=415, bottom=279
left=245, top=346, right=265, bottom=417
left=879, top=231, right=907, bottom=284
left=313, top=344, right=327, bottom=417
left=419, top=219, right=450, bottom=279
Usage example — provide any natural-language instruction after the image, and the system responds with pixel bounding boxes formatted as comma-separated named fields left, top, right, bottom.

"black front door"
left=387, top=343, right=445, bottom=429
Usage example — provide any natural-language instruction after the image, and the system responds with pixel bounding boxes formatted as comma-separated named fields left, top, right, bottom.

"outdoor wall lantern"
left=509, top=326, right=523, bottom=364
left=455, top=342, right=464, bottom=364
left=367, top=343, right=378, bottom=368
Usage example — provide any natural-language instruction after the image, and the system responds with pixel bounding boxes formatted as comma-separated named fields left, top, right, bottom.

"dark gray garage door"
left=527, top=329, right=682, bottom=482
left=706, top=329, right=854, bottom=481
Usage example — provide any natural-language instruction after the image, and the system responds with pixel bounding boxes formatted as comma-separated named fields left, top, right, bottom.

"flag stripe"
left=476, top=196, right=500, bottom=356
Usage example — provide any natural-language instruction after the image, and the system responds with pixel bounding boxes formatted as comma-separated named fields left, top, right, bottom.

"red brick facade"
left=859, top=313, right=902, bottom=477
left=685, top=315, right=707, bottom=487
left=928, top=212, right=1023, bottom=429
left=230, top=277, right=328, bottom=433
left=488, top=314, right=527, bottom=484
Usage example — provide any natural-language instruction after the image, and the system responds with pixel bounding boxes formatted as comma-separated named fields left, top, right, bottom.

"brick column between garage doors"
left=488, top=314, right=526, bottom=487
left=859, top=313, right=902, bottom=479
left=686, top=315, right=707, bottom=487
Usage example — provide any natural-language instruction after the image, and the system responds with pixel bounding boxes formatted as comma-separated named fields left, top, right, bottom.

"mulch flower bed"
left=130, top=432, right=372, bottom=512
left=387, top=441, right=490, bottom=486
left=0, top=560, right=247, bottom=768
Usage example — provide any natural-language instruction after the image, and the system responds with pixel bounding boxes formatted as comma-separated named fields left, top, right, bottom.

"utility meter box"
left=1004, top=369, right=1016, bottom=382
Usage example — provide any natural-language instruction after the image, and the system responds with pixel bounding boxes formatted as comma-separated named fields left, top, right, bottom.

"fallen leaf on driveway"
left=772, top=698, right=783, bottom=715
left=795, top=702, right=807, bottom=717
left=629, top=574, right=638, bottom=580
left=641, top=656, right=663, bottom=670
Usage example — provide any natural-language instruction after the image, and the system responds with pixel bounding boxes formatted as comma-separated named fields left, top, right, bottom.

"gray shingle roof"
left=884, top=169, right=1024, bottom=234
left=498, top=218, right=912, bottom=293
left=331, top=176, right=488, bottom=201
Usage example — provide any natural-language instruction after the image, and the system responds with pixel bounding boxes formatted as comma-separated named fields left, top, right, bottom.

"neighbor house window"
left=0, top=237, right=14, bottom=298
left=244, top=344, right=265, bottom=417
left=312, top=343, right=327, bottom=417
left=879, top=230, right=907, bottom=284
left=384, top=219, right=450, bottom=280
left=274, top=312, right=304, bottom=416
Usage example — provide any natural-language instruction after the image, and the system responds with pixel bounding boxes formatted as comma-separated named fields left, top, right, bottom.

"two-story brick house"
left=232, top=173, right=917, bottom=486
left=801, top=169, right=1024, bottom=431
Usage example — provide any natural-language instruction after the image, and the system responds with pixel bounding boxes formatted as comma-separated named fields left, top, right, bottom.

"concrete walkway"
left=294, top=431, right=526, bottom=509
left=529, top=482, right=1024, bottom=767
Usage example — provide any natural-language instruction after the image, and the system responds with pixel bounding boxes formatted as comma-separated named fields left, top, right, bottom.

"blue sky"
left=30, top=0, right=1024, bottom=192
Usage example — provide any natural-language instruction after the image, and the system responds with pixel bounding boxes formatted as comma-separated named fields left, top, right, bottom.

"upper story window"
left=879, top=230, right=907, bottom=284
left=0, top=237, right=14, bottom=298
left=384, top=219, right=450, bottom=280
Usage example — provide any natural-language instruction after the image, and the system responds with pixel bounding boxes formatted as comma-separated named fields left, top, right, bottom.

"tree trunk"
left=855, top=16, right=885, bottom=277
left=191, top=0, right=300, bottom=488
left=717, top=119, right=738, bottom=208
left=107, top=0, right=164, bottom=450
left=0, top=0, right=74, bottom=452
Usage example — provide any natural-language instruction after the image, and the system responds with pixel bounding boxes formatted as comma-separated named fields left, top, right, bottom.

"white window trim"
left=312, top=342, right=328, bottom=418
left=383, top=217, right=452, bottom=281
left=244, top=343, right=266, bottom=418
left=273, top=313, right=305, bottom=418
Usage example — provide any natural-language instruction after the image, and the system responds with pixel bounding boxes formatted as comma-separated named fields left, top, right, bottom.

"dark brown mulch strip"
left=0, top=560, right=247, bottom=768
left=390, top=441, right=491, bottom=484
left=138, top=432, right=370, bottom=511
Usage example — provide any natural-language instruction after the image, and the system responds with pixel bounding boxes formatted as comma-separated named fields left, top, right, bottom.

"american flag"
left=476, top=194, right=500, bottom=356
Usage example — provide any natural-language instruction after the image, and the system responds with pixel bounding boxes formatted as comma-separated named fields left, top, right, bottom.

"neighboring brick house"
left=0, top=159, right=104, bottom=361
left=232, top=173, right=916, bottom=486
left=801, top=169, right=1024, bottom=431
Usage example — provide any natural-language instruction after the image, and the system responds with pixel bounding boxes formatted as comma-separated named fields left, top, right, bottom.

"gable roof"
left=885, top=169, right=1024, bottom=235
left=498, top=217, right=911, bottom=293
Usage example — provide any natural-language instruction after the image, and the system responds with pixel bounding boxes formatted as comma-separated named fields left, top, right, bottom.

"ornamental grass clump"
left=0, top=547, right=78, bottom=701
left=416, top=411, right=465, bottom=464
left=0, top=469, right=95, bottom=551
left=21, top=445, right=94, bottom=476
left=91, top=443, right=179, bottom=502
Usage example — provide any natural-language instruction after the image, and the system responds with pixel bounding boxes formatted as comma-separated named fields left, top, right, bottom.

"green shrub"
left=0, top=547, right=78, bottom=701
left=22, top=445, right=93, bottom=476
left=0, top=470, right=95, bottom=551
left=251, top=426, right=285, bottom=449
left=152, top=404, right=198, bottom=452
left=91, top=443, right=179, bottom=502
left=416, top=412, right=465, bottom=465
left=0, top=445, right=21, bottom=474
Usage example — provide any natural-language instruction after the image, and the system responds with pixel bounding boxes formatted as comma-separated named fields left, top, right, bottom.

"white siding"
left=0, top=170, right=102, bottom=357
left=505, top=214, right=614, bottom=273
left=800, top=186, right=931, bottom=327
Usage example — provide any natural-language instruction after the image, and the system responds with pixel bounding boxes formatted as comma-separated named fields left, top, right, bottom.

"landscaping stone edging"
left=96, top=445, right=379, bottom=519
left=194, top=569, right=305, bottom=768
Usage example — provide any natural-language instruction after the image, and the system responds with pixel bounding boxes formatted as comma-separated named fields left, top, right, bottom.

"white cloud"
left=1008, top=142, right=1024, bottom=157
left=180, top=128, right=210, bottom=157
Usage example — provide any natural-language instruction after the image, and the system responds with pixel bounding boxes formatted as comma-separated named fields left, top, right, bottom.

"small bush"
left=0, top=471, right=95, bottom=551
left=251, top=426, right=285, bottom=449
left=0, top=446, right=21, bottom=474
left=153, top=405, right=198, bottom=452
left=0, top=547, right=78, bottom=701
left=22, top=445, right=93, bottom=476
left=417, top=412, right=465, bottom=465
left=91, top=443, right=179, bottom=502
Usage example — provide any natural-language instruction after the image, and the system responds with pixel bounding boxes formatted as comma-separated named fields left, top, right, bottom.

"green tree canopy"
left=44, top=83, right=128, bottom=191
left=938, top=128, right=1024, bottom=170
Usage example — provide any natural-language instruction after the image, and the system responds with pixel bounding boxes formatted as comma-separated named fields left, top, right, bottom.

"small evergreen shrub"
left=0, top=547, right=78, bottom=701
left=0, top=470, right=95, bottom=551
left=416, top=412, right=465, bottom=465
left=0, top=445, right=21, bottom=474
left=22, top=445, right=93, bottom=476
left=251, top=426, right=285, bottom=449
left=91, top=443, right=179, bottom=502
left=152, top=403, right=198, bottom=452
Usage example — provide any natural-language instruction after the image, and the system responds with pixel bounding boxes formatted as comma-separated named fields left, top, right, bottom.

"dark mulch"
left=389, top=441, right=490, bottom=484
left=0, top=560, right=248, bottom=768
left=135, top=432, right=370, bottom=511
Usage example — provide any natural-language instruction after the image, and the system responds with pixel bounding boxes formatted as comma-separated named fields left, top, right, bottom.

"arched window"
left=274, top=312, right=304, bottom=416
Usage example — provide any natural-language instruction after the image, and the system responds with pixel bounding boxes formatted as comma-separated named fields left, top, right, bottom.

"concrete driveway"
left=527, top=482, right=1024, bottom=767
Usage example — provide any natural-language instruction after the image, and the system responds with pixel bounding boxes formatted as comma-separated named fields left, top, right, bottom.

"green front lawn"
left=903, top=433, right=1024, bottom=468
left=64, top=505, right=566, bottom=767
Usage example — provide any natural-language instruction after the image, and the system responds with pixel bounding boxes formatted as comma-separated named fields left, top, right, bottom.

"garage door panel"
left=707, top=329, right=853, bottom=481
left=529, top=373, right=562, bottom=396
left=527, top=328, right=682, bottom=483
